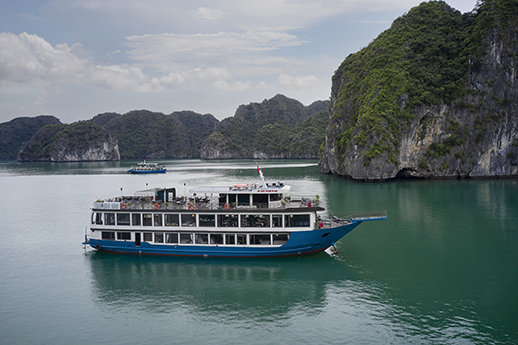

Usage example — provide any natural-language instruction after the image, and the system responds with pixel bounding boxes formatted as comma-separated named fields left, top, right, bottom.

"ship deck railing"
left=93, top=197, right=320, bottom=211
left=342, top=210, right=387, bottom=221
left=319, top=210, right=387, bottom=229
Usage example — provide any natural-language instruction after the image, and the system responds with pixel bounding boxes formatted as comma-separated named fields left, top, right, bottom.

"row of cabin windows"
left=217, top=193, right=283, bottom=208
left=94, top=213, right=310, bottom=228
left=101, top=231, right=290, bottom=245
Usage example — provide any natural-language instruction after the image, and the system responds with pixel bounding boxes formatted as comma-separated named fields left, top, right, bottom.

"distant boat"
left=128, top=160, right=166, bottom=174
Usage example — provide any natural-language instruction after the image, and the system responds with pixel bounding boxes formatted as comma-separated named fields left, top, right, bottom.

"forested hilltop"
left=201, top=95, right=329, bottom=159
left=18, top=122, right=120, bottom=162
left=90, top=110, right=219, bottom=159
left=320, top=0, right=518, bottom=180
left=0, top=115, right=61, bottom=160
left=5, top=94, right=328, bottom=161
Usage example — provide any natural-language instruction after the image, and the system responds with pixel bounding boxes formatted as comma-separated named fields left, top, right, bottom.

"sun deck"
left=93, top=184, right=319, bottom=212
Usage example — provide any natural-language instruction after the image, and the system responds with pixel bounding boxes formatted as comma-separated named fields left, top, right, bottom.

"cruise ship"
left=83, top=167, right=386, bottom=257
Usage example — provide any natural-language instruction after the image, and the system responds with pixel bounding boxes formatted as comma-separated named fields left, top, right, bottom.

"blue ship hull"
left=85, top=221, right=363, bottom=257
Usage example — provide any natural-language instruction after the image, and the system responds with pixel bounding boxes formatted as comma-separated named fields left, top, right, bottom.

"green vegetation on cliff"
left=210, top=95, right=329, bottom=158
left=5, top=94, right=327, bottom=162
left=0, top=116, right=61, bottom=160
left=252, top=107, right=329, bottom=158
left=102, top=110, right=189, bottom=159
left=94, top=110, right=218, bottom=159
left=330, top=0, right=511, bottom=166
left=18, top=122, right=117, bottom=161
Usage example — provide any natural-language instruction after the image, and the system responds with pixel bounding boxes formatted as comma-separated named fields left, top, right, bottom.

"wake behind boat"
left=84, top=166, right=386, bottom=257
left=128, top=160, right=166, bottom=174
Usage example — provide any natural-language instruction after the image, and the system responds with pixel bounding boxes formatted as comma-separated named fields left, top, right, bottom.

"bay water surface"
left=0, top=159, right=516, bottom=344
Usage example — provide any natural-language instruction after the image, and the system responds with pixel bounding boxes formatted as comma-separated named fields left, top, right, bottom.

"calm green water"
left=0, top=159, right=517, bottom=344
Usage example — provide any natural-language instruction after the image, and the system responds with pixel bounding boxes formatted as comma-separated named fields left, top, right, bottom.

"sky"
left=0, top=0, right=476, bottom=124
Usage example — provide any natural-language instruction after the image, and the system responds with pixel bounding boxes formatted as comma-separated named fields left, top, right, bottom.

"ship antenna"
left=257, top=164, right=266, bottom=188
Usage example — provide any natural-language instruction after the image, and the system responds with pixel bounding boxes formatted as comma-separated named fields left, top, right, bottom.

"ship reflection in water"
left=85, top=250, right=501, bottom=343
left=86, top=251, right=364, bottom=321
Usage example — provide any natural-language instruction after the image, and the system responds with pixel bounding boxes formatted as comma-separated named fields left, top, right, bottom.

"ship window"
left=104, top=213, right=115, bottom=225
left=210, top=234, right=223, bottom=244
left=154, top=214, right=163, bottom=226
left=143, top=214, right=152, bottom=226
left=117, top=232, right=131, bottom=240
left=237, top=234, right=247, bottom=245
left=166, top=233, right=178, bottom=243
left=101, top=231, right=115, bottom=240
left=250, top=234, right=271, bottom=245
left=154, top=233, right=164, bottom=243
left=180, top=233, right=193, bottom=243
left=143, top=233, right=152, bottom=242
left=132, top=213, right=141, bottom=226
left=237, top=194, right=250, bottom=206
left=94, top=212, right=103, bottom=225
left=253, top=194, right=268, bottom=208
left=270, top=194, right=282, bottom=201
left=241, top=214, right=270, bottom=227
left=285, top=214, right=310, bottom=227
left=165, top=214, right=179, bottom=226
left=219, top=194, right=227, bottom=207
left=272, top=215, right=282, bottom=227
left=117, top=213, right=130, bottom=225
left=195, top=233, right=208, bottom=244
left=273, top=234, right=289, bottom=244
left=228, top=194, right=237, bottom=205
left=218, top=214, right=238, bottom=227
left=199, top=214, right=215, bottom=227
left=181, top=214, right=196, bottom=227
left=225, top=234, right=236, bottom=245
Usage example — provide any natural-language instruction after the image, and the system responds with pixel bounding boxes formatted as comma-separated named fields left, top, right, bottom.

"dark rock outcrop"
left=18, top=122, right=120, bottom=162
left=319, top=0, right=518, bottom=180
left=0, top=115, right=61, bottom=160
left=201, top=131, right=248, bottom=159
left=201, top=94, right=329, bottom=159
left=95, top=110, right=219, bottom=159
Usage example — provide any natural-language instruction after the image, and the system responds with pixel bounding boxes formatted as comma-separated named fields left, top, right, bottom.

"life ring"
left=95, top=244, right=101, bottom=249
left=188, top=204, right=195, bottom=210
left=121, top=203, right=127, bottom=209
left=224, top=203, right=230, bottom=210
left=154, top=203, right=160, bottom=210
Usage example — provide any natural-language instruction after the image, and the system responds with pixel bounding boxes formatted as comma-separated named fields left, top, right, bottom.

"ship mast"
left=257, top=164, right=266, bottom=187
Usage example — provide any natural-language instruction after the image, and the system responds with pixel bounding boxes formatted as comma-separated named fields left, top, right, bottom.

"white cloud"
left=211, top=80, right=268, bottom=92
left=124, top=31, right=306, bottom=65
left=0, top=32, right=85, bottom=87
left=34, top=95, right=49, bottom=113
left=158, top=67, right=233, bottom=88
left=0, top=31, right=321, bottom=96
left=0, top=32, right=159, bottom=92
left=43, top=0, right=436, bottom=34
left=90, top=65, right=160, bottom=92
left=277, top=73, right=320, bottom=89
left=195, top=7, right=224, bottom=21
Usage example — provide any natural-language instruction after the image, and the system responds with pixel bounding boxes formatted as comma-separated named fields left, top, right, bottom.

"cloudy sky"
left=0, top=0, right=476, bottom=124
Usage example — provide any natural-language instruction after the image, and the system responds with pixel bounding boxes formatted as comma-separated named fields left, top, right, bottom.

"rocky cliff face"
left=201, top=95, right=329, bottom=159
left=0, top=115, right=61, bottom=160
left=200, top=131, right=250, bottom=159
left=18, top=122, right=120, bottom=162
left=48, top=133, right=120, bottom=162
left=320, top=0, right=518, bottom=180
left=96, top=110, right=218, bottom=159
